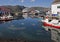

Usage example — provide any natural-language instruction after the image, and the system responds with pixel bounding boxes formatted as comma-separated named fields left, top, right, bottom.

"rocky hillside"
left=0, top=5, right=50, bottom=13
left=30, top=7, right=50, bottom=12
left=0, top=5, right=26, bottom=13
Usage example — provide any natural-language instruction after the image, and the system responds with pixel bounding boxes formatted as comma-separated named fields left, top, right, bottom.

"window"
left=57, top=12, right=60, bottom=14
left=57, top=12, right=59, bottom=14
left=57, top=6, right=60, bottom=8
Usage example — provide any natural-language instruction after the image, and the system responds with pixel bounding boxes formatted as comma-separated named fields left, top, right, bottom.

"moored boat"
left=42, top=17, right=60, bottom=29
left=0, top=15, right=13, bottom=21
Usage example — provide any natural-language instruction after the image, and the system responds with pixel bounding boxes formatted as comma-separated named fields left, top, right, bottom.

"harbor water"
left=0, top=17, right=51, bottom=42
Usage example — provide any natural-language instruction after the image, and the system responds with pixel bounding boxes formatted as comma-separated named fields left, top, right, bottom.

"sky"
left=0, top=0, right=54, bottom=7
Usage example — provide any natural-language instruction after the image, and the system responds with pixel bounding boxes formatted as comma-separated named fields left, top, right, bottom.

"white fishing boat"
left=0, top=14, right=13, bottom=21
left=42, top=17, right=60, bottom=29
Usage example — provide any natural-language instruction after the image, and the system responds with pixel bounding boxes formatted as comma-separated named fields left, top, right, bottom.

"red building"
left=0, top=6, right=11, bottom=16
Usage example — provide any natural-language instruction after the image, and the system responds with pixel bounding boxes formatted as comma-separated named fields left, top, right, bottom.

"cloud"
left=31, top=0, right=35, bottom=2
left=19, top=0, right=35, bottom=3
left=20, top=0, right=24, bottom=3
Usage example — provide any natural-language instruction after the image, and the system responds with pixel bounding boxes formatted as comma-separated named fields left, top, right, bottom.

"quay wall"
left=43, top=26, right=60, bottom=42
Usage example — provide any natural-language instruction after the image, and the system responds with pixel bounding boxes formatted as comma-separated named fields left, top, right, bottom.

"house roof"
left=22, top=8, right=30, bottom=12
left=0, top=6, right=10, bottom=12
left=52, top=0, right=60, bottom=4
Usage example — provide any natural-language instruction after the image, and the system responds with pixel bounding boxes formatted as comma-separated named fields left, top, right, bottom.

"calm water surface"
left=0, top=18, right=51, bottom=41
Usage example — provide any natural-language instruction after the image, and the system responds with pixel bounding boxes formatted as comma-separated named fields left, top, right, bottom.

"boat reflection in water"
left=0, top=21, right=9, bottom=24
left=0, top=17, right=51, bottom=42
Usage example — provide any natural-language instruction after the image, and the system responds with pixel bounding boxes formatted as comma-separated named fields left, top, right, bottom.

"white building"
left=51, top=0, right=60, bottom=16
left=22, top=8, right=30, bottom=18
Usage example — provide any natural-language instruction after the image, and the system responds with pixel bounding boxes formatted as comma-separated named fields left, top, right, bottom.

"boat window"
left=35, top=13, right=38, bottom=16
left=58, top=20, right=60, bottom=22
left=57, top=6, right=60, bottom=8
left=49, top=20, right=51, bottom=22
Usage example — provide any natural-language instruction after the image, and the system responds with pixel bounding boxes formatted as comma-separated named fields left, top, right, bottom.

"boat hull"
left=43, top=22, right=53, bottom=27
left=52, top=25, right=60, bottom=29
left=0, top=18, right=13, bottom=21
left=43, top=22, right=60, bottom=29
